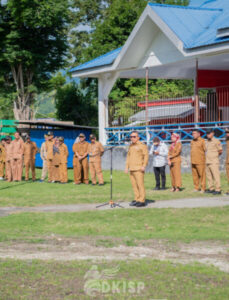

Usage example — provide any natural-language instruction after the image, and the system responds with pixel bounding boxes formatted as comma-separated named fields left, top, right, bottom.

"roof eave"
left=71, top=64, right=115, bottom=78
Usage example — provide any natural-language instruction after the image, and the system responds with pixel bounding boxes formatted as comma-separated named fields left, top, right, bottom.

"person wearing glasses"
left=125, top=131, right=149, bottom=207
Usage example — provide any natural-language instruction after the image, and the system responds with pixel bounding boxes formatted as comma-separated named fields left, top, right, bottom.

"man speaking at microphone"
left=125, top=131, right=149, bottom=207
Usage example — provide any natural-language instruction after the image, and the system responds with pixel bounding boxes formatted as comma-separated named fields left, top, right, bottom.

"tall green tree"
left=55, top=82, right=98, bottom=126
left=69, top=0, right=110, bottom=64
left=0, top=0, right=69, bottom=120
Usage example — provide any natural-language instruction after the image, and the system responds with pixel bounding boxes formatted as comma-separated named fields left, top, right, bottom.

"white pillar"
left=194, top=59, right=199, bottom=123
left=98, top=72, right=119, bottom=145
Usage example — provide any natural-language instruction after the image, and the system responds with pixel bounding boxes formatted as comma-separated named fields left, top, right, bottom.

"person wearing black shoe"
left=213, top=191, right=221, bottom=195
left=205, top=189, right=215, bottom=194
left=225, top=128, right=229, bottom=194
left=150, top=137, right=168, bottom=190
left=205, top=129, right=223, bottom=194
left=125, top=131, right=149, bottom=207
left=135, top=202, right=146, bottom=207
left=129, top=200, right=137, bottom=206
left=191, top=129, right=206, bottom=193
left=168, top=133, right=182, bottom=192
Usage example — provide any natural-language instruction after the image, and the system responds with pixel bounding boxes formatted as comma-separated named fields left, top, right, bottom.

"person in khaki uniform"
left=11, top=132, right=24, bottom=181
left=23, top=136, right=38, bottom=181
left=191, top=129, right=206, bottom=193
left=4, top=136, right=13, bottom=182
left=0, top=138, right=6, bottom=180
left=72, top=133, right=89, bottom=184
left=40, top=134, right=48, bottom=182
left=205, top=129, right=222, bottom=195
left=88, top=134, right=104, bottom=185
left=51, top=138, right=61, bottom=183
left=59, top=137, right=69, bottom=183
left=168, top=133, right=182, bottom=192
left=125, top=131, right=149, bottom=207
left=46, top=131, right=54, bottom=183
left=225, top=128, right=229, bottom=181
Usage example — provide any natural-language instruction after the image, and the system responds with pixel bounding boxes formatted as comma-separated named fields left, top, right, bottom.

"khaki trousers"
left=0, top=161, right=5, bottom=178
left=73, top=158, right=89, bottom=184
left=192, top=164, right=206, bottom=191
left=41, top=159, right=48, bottom=181
left=24, top=159, right=36, bottom=180
left=52, top=164, right=60, bottom=182
left=206, top=163, right=221, bottom=192
left=89, top=160, right=104, bottom=184
left=226, top=163, right=229, bottom=182
left=5, top=160, right=12, bottom=182
left=47, top=159, right=53, bottom=182
left=11, top=158, right=23, bottom=181
left=170, top=162, right=182, bottom=188
left=130, top=171, right=145, bottom=203
left=59, top=163, right=68, bottom=183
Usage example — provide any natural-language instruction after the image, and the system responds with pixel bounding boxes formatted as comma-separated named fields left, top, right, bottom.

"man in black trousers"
left=150, top=137, right=168, bottom=190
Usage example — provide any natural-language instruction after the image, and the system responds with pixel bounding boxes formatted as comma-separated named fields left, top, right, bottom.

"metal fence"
left=105, top=121, right=229, bottom=146
left=108, top=87, right=229, bottom=127
left=106, top=87, right=229, bottom=145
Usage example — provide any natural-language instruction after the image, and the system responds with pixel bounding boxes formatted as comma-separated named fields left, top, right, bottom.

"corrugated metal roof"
left=129, top=102, right=206, bottom=122
left=70, top=0, right=229, bottom=74
left=149, top=3, right=223, bottom=49
left=69, top=47, right=122, bottom=73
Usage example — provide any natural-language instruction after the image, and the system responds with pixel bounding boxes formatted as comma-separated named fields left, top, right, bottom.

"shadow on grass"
left=146, top=199, right=156, bottom=206
left=0, top=181, right=33, bottom=191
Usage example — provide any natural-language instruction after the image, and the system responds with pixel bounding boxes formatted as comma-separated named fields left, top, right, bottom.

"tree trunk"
left=11, top=64, right=34, bottom=120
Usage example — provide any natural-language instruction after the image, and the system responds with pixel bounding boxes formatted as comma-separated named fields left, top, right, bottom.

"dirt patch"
left=0, top=236, right=228, bottom=273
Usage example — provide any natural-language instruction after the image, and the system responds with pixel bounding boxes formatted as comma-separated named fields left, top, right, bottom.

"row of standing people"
left=0, top=132, right=38, bottom=182
left=0, top=131, right=105, bottom=185
left=40, top=131, right=105, bottom=185
left=126, top=128, right=228, bottom=207
left=1, top=128, right=227, bottom=199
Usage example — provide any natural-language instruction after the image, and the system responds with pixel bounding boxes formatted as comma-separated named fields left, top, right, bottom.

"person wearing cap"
left=11, top=132, right=24, bottom=181
left=191, top=129, right=206, bottom=193
left=51, top=137, right=61, bottom=183
left=168, top=133, right=182, bottom=192
left=72, top=133, right=89, bottom=184
left=225, top=128, right=229, bottom=186
left=46, top=131, right=54, bottom=183
left=4, top=136, right=13, bottom=182
left=125, top=131, right=149, bottom=207
left=40, top=134, right=48, bottom=182
left=149, top=137, right=168, bottom=190
left=88, top=134, right=104, bottom=185
left=205, top=129, right=222, bottom=195
left=59, top=137, right=69, bottom=183
left=23, top=136, right=38, bottom=181
left=0, top=138, right=6, bottom=180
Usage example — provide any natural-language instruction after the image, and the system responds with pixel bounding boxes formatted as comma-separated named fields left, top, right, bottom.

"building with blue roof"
left=70, top=0, right=229, bottom=145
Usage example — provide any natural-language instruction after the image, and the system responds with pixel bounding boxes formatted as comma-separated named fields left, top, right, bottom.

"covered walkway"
left=70, top=0, right=229, bottom=145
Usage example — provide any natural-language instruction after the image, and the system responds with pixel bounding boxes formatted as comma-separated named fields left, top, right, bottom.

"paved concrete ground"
left=0, top=196, right=229, bottom=217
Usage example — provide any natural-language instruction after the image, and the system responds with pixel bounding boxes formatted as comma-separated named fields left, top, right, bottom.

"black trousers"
left=154, top=166, right=166, bottom=188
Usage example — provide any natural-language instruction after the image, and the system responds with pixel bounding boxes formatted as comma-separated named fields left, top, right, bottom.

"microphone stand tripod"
left=96, top=146, right=124, bottom=209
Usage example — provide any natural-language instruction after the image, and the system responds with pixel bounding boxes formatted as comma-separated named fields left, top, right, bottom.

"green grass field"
left=1, top=170, right=229, bottom=299
left=0, top=207, right=229, bottom=243
left=0, top=259, right=229, bottom=299
left=0, top=169, right=228, bottom=207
